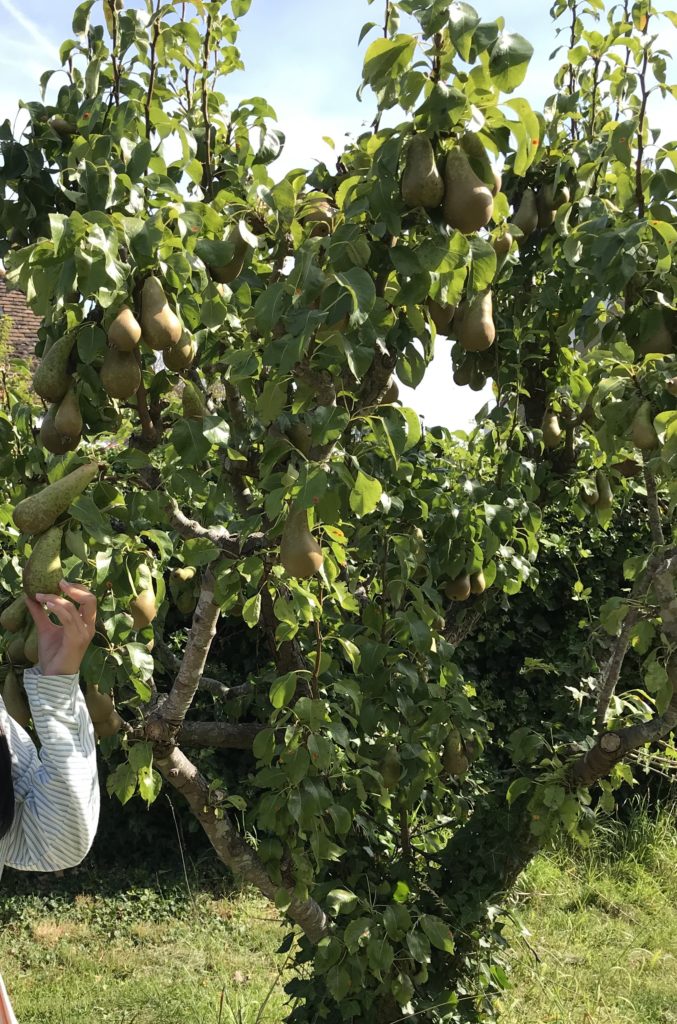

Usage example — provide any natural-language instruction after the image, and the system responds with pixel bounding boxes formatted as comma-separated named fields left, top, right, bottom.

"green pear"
left=381, top=379, right=399, bottom=404
left=635, top=314, right=673, bottom=357
left=84, top=684, right=115, bottom=724
left=33, top=334, right=75, bottom=403
left=39, top=404, right=78, bottom=455
left=459, top=132, right=496, bottom=192
left=300, top=198, right=334, bottom=237
left=428, top=299, right=456, bottom=334
left=24, top=622, right=39, bottom=665
left=108, top=307, right=142, bottom=352
left=445, top=574, right=471, bottom=601
left=542, top=410, right=563, bottom=449
left=54, top=387, right=83, bottom=440
left=210, top=224, right=250, bottom=284
left=141, top=276, right=182, bottom=351
left=630, top=401, right=659, bottom=450
left=595, top=470, right=613, bottom=511
left=512, top=189, right=538, bottom=238
left=2, top=668, right=31, bottom=729
left=456, top=290, right=495, bottom=352
left=470, top=571, right=486, bottom=595
left=23, top=527, right=64, bottom=599
left=581, top=479, right=599, bottom=506
left=14, top=462, right=98, bottom=536
left=280, top=506, right=323, bottom=579
left=94, top=710, right=124, bottom=739
left=453, top=359, right=474, bottom=387
left=401, top=135, right=444, bottom=210
left=442, top=147, right=494, bottom=233
left=129, top=588, right=157, bottom=630
left=442, top=728, right=469, bottom=776
left=0, top=595, right=28, bottom=634
left=287, top=422, right=313, bottom=456
left=381, top=745, right=401, bottom=789
left=101, top=346, right=142, bottom=400
left=49, top=116, right=76, bottom=136
left=7, top=632, right=29, bottom=666
left=164, top=331, right=197, bottom=372
left=182, top=380, right=207, bottom=419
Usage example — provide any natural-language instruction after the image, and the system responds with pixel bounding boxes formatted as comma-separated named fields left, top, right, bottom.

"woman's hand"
left=25, top=581, right=97, bottom=676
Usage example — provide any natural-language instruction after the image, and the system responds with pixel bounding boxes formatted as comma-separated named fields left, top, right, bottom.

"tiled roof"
left=0, top=278, right=41, bottom=361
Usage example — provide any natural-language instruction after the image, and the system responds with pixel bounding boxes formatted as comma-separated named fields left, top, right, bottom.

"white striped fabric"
left=0, top=975, right=18, bottom=1024
left=0, top=670, right=100, bottom=879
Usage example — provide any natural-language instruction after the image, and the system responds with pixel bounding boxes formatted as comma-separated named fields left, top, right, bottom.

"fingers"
left=24, top=595, right=54, bottom=632
left=40, top=595, right=88, bottom=636
left=59, top=580, right=97, bottom=629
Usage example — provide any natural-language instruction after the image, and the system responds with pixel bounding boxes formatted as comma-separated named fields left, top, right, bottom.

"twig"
left=634, top=17, right=651, bottom=219
left=145, top=0, right=161, bottom=141
left=201, top=13, right=214, bottom=196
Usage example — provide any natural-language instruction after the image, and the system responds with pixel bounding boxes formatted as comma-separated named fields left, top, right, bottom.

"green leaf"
left=507, top=777, right=533, bottom=805
left=363, top=35, right=416, bottom=90
left=336, top=268, right=376, bottom=322
left=349, top=470, right=383, bottom=516
left=254, top=282, right=287, bottom=334
left=106, top=762, right=137, bottom=805
left=420, top=915, right=455, bottom=954
left=269, top=671, right=297, bottom=709
left=405, top=929, right=431, bottom=964
left=138, top=767, right=162, bottom=806
left=489, top=32, right=534, bottom=92
left=242, top=593, right=262, bottom=628
left=326, top=888, right=358, bottom=915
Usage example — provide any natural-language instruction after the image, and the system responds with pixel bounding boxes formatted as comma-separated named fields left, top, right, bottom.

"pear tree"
left=1, top=1, right=676, bottom=1021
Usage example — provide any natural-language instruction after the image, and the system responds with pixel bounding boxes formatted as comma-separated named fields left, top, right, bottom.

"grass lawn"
left=0, top=805, right=675, bottom=1024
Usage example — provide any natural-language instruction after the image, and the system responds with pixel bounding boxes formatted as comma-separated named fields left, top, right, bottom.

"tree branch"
left=153, top=742, right=329, bottom=941
left=178, top=720, right=266, bottom=749
left=166, top=498, right=267, bottom=558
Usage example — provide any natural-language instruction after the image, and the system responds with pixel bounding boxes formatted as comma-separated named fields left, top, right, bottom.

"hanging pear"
left=23, top=526, right=64, bottom=599
left=129, top=589, right=157, bottom=630
left=442, top=728, right=469, bottom=776
left=401, top=135, right=444, bottom=210
left=581, top=479, right=599, bottom=506
left=459, top=132, right=496, bottom=192
left=381, top=379, right=399, bottom=404
left=182, top=380, right=207, bottom=419
left=630, top=401, right=659, bottom=450
left=2, top=669, right=31, bottom=729
left=7, top=632, right=29, bottom=666
left=164, top=331, right=197, bottom=372
left=39, top=404, right=77, bottom=455
left=512, top=189, right=538, bottom=238
left=0, top=595, right=27, bottom=634
left=210, top=224, right=251, bottom=284
left=33, top=334, right=75, bottom=403
left=300, top=198, right=334, bottom=237
left=84, top=684, right=116, bottom=724
left=280, top=506, right=324, bottom=579
left=54, top=387, right=83, bottom=441
left=428, top=299, right=456, bottom=334
left=24, top=622, right=39, bottom=665
left=94, top=711, right=124, bottom=739
left=381, top=745, right=402, bottom=789
left=442, top=147, right=494, bottom=233
left=493, top=231, right=513, bottom=277
left=14, top=462, right=98, bottom=535
left=445, top=574, right=471, bottom=602
left=101, top=346, right=142, bottom=400
left=635, top=314, right=673, bottom=357
left=287, top=422, right=313, bottom=456
left=595, top=470, right=613, bottom=511
left=141, top=276, right=182, bottom=351
left=456, top=290, right=495, bottom=352
left=108, top=307, right=142, bottom=352
left=542, top=410, right=563, bottom=449
left=470, top=571, right=486, bottom=595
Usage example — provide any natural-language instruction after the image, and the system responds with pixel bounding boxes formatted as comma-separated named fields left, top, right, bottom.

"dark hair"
left=0, top=722, right=15, bottom=840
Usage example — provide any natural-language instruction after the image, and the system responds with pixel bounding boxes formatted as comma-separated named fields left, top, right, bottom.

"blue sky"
left=0, top=2, right=673, bottom=429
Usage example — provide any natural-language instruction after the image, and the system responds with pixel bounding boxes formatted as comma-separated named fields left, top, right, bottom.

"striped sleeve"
left=0, top=669, right=100, bottom=874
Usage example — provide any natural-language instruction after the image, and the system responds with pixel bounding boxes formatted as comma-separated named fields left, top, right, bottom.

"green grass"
left=0, top=803, right=675, bottom=1024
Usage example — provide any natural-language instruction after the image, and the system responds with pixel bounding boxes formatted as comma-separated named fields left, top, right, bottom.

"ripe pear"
left=101, top=346, right=142, bottom=400
left=7, top=632, right=29, bottom=666
left=280, top=506, right=324, bottom=579
left=39, top=404, right=78, bottom=455
left=33, top=334, right=75, bottom=403
left=171, top=566, right=197, bottom=584
left=0, top=595, right=27, bottom=634
left=129, top=589, right=157, bottom=630
left=595, top=470, right=613, bottom=511
left=445, top=574, right=471, bottom=602
left=49, top=116, right=76, bottom=136
left=428, top=299, right=456, bottom=334
left=24, top=622, right=39, bottom=665
left=442, top=147, right=494, bottom=233
left=456, top=290, right=495, bottom=352
left=141, top=276, right=182, bottom=351
left=211, top=225, right=250, bottom=284
left=542, top=410, right=563, bottom=449
left=94, top=710, right=124, bottom=739
left=401, top=135, right=444, bottom=210
left=581, top=479, right=599, bottom=506
left=182, top=380, right=207, bottom=419
left=536, top=185, right=557, bottom=229
left=84, top=684, right=115, bottom=724
left=459, top=132, right=495, bottom=192
left=23, top=527, right=64, bottom=599
left=453, top=359, right=474, bottom=387
left=442, top=728, right=469, bottom=776
left=108, top=307, right=141, bottom=352
left=381, top=745, right=401, bottom=789
left=2, top=669, right=31, bottom=729
left=164, top=331, right=197, bottom=372
left=468, top=365, right=488, bottom=392
left=301, top=199, right=334, bottom=237
left=630, top=401, right=659, bottom=450
left=14, top=462, right=98, bottom=536
left=54, top=387, right=83, bottom=440
left=287, top=422, right=313, bottom=456
left=512, top=188, right=538, bottom=238
left=381, top=379, right=399, bottom=404
left=470, top=571, right=486, bottom=595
